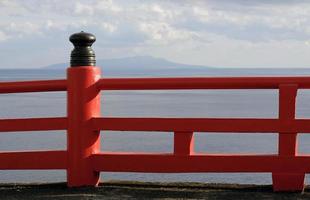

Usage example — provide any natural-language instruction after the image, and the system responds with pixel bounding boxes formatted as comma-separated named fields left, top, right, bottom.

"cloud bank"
left=1, top=0, right=310, bottom=68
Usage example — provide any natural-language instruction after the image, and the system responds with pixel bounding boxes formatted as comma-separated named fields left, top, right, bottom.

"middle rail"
left=98, top=77, right=310, bottom=90
left=92, top=117, right=310, bottom=133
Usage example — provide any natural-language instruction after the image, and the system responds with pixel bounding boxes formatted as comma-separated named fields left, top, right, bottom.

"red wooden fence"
left=0, top=32, right=309, bottom=192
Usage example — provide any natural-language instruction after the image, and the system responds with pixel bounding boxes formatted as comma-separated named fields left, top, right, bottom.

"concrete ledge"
left=0, top=181, right=310, bottom=199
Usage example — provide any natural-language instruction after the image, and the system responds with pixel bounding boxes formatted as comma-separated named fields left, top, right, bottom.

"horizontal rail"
left=91, top=153, right=310, bottom=173
left=1, top=77, right=310, bottom=93
left=0, top=150, right=67, bottom=169
left=0, top=79, right=67, bottom=93
left=92, top=117, right=310, bottom=133
left=0, top=117, right=67, bottom=132
left=98, top=77, right=310, bottom=90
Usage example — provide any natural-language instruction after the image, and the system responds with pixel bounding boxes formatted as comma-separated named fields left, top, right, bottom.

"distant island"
left=44, top=56, right=214, bottom=76
left=43, top=56, right=310, bottom=77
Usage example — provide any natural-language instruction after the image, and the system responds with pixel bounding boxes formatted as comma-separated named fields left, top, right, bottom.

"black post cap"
left=69, top=31, right=96, bottom=67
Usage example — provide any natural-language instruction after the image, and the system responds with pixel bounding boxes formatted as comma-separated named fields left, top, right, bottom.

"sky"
left=1, top=0, right=310, bottom=68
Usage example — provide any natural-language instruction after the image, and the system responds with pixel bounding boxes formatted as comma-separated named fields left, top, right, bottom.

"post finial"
left=69, top=31, right=96, bottom=67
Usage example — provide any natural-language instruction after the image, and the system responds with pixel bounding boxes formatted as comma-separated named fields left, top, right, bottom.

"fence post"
left=272, top=84, right=304, bottom=192
left=174, top=132, right=194, bottom=156
left=67, top=32, right=101, bottom=187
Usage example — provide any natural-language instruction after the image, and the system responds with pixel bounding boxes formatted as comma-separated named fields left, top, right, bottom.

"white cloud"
left=96, top=0, right=122, bottom=12
left=74, top=2, right=94, bottom=15
left=100, top=22, right=117, bottom=33
left=6, top=22, right=41, bottom=36
left=139, top=22, right=196, bottom=44
left=0, top=31, right=10, bottom=42
left=192, top=6, right=210, bottom=22
left=305, top=41, right=310, bottom=46
left=2, top=0, right=310, bottom=43
left=0, top=0, right=28, bottom=16
left=73, top=0, right=122, bottom=16
left=2, top=0, right=310, bottom=68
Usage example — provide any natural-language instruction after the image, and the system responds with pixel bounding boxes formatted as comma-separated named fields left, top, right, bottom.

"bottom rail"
left=0, top=150, right=67, bottom=169
left=91, top=153, right=310, bottom=173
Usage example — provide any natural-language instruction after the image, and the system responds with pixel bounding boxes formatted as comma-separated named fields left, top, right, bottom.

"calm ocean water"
left=1, top=68, right=310, bottom=184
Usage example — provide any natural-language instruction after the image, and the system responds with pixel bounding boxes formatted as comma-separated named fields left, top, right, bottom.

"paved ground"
left=1, top=181, right=310, bottom=200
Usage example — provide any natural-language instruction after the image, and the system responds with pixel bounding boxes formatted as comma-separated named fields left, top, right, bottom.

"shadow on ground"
left=0, top=181, right=310, bottom=200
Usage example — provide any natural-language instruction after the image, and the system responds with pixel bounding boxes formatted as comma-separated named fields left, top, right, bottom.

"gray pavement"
left=0, top=181, right=309, bottom=200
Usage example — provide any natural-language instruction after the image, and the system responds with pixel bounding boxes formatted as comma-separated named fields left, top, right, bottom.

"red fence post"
left=174, top=132, right=194, bottom=155
left=67, top=32, right=101, bottom=187
left=272, top=84, right=305, bottom=192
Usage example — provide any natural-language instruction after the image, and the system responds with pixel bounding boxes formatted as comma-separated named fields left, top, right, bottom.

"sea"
left=1, top=68, right=310, bottom=184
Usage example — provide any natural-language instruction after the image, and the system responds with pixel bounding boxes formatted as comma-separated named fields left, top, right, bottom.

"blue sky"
left=1, top=0, right=310, bottom=68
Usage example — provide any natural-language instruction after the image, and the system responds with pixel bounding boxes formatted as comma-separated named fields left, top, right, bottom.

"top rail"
left=98, top=77, right=310, bottom=90
left=0, top=79, right=67, bottom=93
left=2, top=76, right=310, bottom=94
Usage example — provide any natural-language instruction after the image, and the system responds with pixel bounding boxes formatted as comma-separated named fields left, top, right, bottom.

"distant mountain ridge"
left=43, top=56, right=310, bottom=77
left=44, top=56, right=214, bottom=76
left=45, top=56, right=211, bottom=69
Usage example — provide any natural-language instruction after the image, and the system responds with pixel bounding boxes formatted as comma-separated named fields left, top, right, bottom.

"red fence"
left=1, top=31, right=309, bottom=192
left=1, top=69, right=310, bottom=192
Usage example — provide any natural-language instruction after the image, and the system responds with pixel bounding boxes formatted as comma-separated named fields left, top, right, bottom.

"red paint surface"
left=0, top=117, right=67, bottom=132
left=0, top=151, right=67, bottom=169
left=0, top=79, right=66, bottom=93
left=67, top=67, right=101, bottom=187
left=0, top=74, right=309, bottom=192
left=174, top=132, right=194, bottom=155
left=91, top=153, right=310, bottom=173
left=92, top=117, right=310, bottom=133
left=98, top=77, right=310, bottom=90
left=272, top=84, right=305, bottom=191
